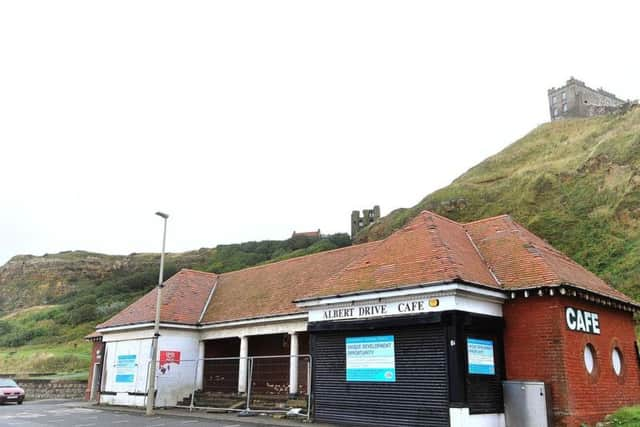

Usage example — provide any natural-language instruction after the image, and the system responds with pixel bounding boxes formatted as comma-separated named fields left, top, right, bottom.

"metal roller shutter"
left=312, top=325, right=449, bottom=427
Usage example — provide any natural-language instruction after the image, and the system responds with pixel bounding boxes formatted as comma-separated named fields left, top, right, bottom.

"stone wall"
left=15, top=379, right=86, bottom=401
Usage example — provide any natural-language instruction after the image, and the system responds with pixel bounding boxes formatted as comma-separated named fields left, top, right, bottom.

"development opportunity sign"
left=115, top=354, right=137, bottom=383
left=467, top=338, right=495, bottom=375
left=346, top=335, right=396, bottom=382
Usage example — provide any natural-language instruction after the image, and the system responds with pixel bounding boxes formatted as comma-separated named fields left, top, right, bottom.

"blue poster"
left=115, top=354, right=137, bottom=383
left=346, top=336, right=396, bottom=382
left=467, top=338, right=495, bottom=375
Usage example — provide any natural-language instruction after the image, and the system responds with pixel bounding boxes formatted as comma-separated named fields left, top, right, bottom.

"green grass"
left=605, top=405, right=640, bottom=426
left=0, top=341, right=92, bottom=376
left=0, top=305, right=58, bottom=321
left=358, top=107, right=640, bottom=301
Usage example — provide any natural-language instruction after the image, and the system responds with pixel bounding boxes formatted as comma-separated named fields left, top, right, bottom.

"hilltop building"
left=291, top=229, right=320, bottom=239
left=85, top=211, right=640, bottom=427
left=350, top=205, right=380, bottom=238
left=548, top=77, right=627, bottom=121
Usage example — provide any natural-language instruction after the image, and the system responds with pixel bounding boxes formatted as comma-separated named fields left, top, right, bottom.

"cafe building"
left=86, top=211, right=640, bottom=427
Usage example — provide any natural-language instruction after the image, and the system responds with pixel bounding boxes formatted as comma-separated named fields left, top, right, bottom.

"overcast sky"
left=1, top=1, right=639, bottom=265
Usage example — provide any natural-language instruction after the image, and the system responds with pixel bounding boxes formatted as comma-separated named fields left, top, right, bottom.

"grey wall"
left=14, top=379, right=86, bottom=401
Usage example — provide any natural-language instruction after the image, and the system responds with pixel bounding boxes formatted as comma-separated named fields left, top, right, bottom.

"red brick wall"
left=560, top=296, right=640, bottom=426
left=503, top=295, right=640, bottom=426
left=204, top=337, right=240, bottom=392
left=249, top=333, right=309, bottom=395
left=503, top=296, right=570, bottom=422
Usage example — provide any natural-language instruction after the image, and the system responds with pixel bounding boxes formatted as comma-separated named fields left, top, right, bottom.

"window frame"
left=612, top=347, right=623, bottom=377
left=584, top=343, right=597, bottom=376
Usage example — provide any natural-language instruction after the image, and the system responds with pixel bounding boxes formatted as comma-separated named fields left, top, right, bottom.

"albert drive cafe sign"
left=317, top=299, right=440, bottom=321
left=303, top=285, right=506, bottom=323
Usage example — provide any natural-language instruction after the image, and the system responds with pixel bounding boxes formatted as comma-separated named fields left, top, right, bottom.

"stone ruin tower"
left=351, top=205, right=381, bottom=238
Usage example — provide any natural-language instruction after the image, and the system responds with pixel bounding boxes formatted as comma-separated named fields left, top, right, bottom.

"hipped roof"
left=464, top=214, right=634, bottom=303
left=98, top=211, right=637, bottom=330
left=302, top=212, right=500, bottom=299
left=96, top=269, right=217, bottom=329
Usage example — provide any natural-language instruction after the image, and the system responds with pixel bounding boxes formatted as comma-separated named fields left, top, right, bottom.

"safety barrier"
left=163, top=355, right=312, bottom=420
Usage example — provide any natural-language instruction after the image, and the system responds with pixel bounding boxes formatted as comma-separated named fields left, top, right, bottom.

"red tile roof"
left=99, top=211, right=637, bottom=329
left=96, top=269, right=217, bottom=329
left=464, top=215, right=635, bottom=304
left=301, top=212, right=499, bottom=298
left=201, top=242, right=380, bottom=324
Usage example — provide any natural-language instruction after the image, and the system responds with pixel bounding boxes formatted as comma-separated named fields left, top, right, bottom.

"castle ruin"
left=351, top=205, right=380, bottom=238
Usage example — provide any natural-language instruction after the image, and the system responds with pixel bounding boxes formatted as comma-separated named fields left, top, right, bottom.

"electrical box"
left=503, top=380, right=552, bottom=427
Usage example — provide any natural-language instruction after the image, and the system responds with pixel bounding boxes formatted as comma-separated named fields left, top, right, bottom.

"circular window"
left=612, top=347, right=623, bottom=376
left=584, top=344, right=595, bottom=374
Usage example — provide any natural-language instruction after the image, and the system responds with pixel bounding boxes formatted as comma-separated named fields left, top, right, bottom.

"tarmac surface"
left=0, top=400, right=306, bottom=427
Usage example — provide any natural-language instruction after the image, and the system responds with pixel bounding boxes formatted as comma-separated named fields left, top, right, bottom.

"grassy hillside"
left=358, top=107, right=640, bottom=300
left=0, top=232, right=351, bottom=376
left=6, top=108, right=640, bottom=376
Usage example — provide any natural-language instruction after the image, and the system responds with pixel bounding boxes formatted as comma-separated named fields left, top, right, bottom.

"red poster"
left=160, top=350, right=181, bottom=366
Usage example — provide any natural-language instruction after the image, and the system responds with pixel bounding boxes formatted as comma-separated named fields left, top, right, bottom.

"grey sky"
left=1, top=0, right=639, bottom=265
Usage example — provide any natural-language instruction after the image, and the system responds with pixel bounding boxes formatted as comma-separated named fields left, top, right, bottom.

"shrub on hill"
left=204, top=233, right=351, bottom=273
left=0, top=232, right=353, bottom=354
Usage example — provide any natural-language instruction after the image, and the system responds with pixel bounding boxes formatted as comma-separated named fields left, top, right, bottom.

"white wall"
left=99, top=328, right=200, bottom=408
left=100, top=337, right=152, bottom=406
left=450, top=408, right=505, bottom=427
left=200, top=318, right=307, bottom=340
left=155, top=331, right=200, bottom=407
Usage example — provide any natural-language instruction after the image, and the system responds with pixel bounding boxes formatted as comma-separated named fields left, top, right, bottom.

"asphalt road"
left=0, top=400, right=282, bottom=427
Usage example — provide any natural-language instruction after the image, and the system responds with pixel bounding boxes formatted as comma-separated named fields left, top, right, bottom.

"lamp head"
left=155, top=211, right=169, bottom=219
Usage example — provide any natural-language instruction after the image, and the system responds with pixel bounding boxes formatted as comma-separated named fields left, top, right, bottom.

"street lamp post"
left=146, top=211, right=169, bottom=416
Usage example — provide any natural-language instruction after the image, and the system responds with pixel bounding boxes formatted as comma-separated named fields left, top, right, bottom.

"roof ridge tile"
left=422, top=213, right=462, bottom=281
left=463, top=227, right=502, bottom=287
left=418, top=210, right=462, bottom=226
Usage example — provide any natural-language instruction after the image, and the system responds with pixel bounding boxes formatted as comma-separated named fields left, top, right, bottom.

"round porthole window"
left=612, top=347, right=623, bottom=376
left=584, top=344, right=595, bottom=374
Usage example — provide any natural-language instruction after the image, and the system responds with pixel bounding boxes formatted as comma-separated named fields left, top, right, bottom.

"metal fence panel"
left=164, top=355, right=311, bottom=420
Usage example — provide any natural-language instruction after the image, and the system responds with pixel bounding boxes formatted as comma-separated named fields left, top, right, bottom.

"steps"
left=179, top=390, right=308, bottom=411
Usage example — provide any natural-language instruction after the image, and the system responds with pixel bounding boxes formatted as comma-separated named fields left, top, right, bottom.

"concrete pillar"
left=197, top=341, right=205, bottom=390
left=238, top=336, right=249, bottom=394
left=289, top=332, right=299, bottom=396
